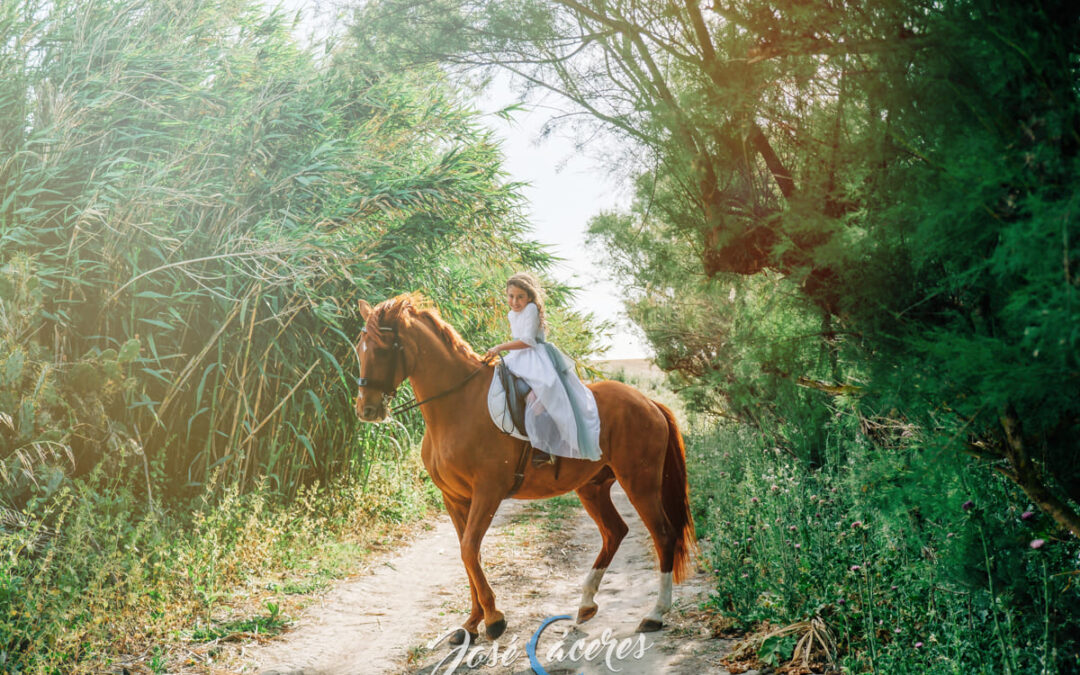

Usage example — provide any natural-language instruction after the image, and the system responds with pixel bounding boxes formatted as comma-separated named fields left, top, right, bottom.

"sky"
left=276, top=0, right=651, bottom=360
left=471, top=81, right=651, bottom=360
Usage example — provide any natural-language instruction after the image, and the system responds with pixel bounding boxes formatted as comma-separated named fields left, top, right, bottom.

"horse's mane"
left=366, top=293, right=485, bottom=366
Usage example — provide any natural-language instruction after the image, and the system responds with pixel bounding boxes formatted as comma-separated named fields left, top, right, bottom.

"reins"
left=388, top=363, right=488, bottom=415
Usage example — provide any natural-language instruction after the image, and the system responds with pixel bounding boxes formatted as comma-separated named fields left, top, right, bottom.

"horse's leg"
left=574, top=474, right=628, bottom=624
left=459, top=492, right=507, bottom=640
left=443, top=494, right=482, bottom=646
left=612, top=468, right=677, bottom=633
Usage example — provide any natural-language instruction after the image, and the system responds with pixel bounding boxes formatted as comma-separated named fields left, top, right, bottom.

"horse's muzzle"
left=356, top=399, right=388, bottom=422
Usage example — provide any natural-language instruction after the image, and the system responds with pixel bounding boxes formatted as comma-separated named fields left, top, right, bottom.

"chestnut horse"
left=354, top=294, right=696, bottom=644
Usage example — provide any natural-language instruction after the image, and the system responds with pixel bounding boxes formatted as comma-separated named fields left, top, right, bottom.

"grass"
left=0, top=452, right=441, bottom=674
left=686, top=416, right=1080, bottom=674
left=186, top=601, right=287, bottom=642
left=524, top=493, right=582, bottom=532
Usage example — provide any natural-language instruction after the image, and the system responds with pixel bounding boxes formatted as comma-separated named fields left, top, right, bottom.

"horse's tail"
left=654, top=401, right=698, bottom=584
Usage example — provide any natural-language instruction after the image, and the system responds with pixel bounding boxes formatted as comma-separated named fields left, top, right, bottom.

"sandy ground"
left=592, top=359, right=665, bottom=382
left=231, top=484, right=733, bottom=675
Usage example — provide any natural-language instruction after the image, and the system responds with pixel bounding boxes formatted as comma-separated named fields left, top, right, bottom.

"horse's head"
left=354, top=298, right=410, bottom=422
left=354, top=293, right=489, bottom=421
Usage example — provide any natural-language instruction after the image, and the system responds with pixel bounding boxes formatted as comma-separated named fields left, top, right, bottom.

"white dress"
left=503, top=303, right=602, bottom=461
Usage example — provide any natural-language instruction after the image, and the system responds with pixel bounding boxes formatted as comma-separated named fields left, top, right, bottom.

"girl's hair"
left=507, top=272, right=548, bottom=333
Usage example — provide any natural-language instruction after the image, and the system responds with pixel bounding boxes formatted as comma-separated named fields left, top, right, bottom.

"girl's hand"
left=485, top=346, right=502, bottom=358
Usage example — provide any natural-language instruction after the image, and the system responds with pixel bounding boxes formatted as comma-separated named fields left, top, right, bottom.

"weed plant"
left=0, top=440, right=440, bottom=672
left=688, top=408, right=1080, bottom=674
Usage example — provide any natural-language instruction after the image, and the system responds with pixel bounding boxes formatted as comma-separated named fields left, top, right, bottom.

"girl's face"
left=506, top=284, right=530, bottom=313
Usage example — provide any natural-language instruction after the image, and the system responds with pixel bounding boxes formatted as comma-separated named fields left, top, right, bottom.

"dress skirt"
left=503, top=338, right=602, bottom=461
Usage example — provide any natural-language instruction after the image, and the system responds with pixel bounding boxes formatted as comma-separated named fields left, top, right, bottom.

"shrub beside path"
left=230, top=484, right=733, bottom=674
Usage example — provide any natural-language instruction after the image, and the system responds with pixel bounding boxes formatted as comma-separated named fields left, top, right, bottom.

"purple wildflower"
left=1021, top=511, right=1035, bottom=521
left=852, top=520, right=863, bottom=529
left=1030, top=539, right=1046, bottom=549
left=850, top=565, right=861, bottom=572
left=962, top=500, right=974, bottom=511
left=914, top=642, right=923, bottom=649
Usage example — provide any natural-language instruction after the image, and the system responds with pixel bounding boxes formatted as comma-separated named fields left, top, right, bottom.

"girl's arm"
left=485, top=339, right=532, bottom=357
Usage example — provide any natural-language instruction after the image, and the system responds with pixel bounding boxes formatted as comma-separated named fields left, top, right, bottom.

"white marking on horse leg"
left=579, top=566, right=607, bottom=609
left=643, top=572, right=673, bottom=623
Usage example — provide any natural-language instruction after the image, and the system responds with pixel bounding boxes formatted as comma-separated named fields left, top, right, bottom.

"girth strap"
left=505, top=440, right=532, bottom=499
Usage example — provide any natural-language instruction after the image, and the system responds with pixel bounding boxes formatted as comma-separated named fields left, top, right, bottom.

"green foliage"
left=578, top=2, right=1080, bottom=666
left=758, top=633, right=799, bottom=667
left=688, top=418, right=1080, bottom=673
left=0, top=449, right=440, bottom=672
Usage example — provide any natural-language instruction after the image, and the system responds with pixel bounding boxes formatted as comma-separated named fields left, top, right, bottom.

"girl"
left=485, top=273, right=602, bottom=461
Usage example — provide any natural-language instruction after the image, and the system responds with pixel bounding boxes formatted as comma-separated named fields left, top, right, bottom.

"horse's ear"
left=357, top=299, right=373, bottom=322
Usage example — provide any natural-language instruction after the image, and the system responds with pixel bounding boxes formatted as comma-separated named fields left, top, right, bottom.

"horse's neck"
left=407, top=325, right=483, bottom=425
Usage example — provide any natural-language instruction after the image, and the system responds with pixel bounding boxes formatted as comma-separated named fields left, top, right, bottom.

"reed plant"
left=0, top=0, right=551, bottom=502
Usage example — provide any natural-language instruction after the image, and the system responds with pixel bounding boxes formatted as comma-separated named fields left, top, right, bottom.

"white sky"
left=278, top=0, right=650, bottom=359
left=471, top=80, right=650, bottom=360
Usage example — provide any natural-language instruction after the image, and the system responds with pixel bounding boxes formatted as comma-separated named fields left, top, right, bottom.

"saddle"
left=487, top=361, right=558, bottom=475
left=488, top=361, right=532, bottom=440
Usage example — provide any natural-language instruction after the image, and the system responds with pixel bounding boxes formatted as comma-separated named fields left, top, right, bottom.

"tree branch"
left=1000, top=409, right=1080, bottom=539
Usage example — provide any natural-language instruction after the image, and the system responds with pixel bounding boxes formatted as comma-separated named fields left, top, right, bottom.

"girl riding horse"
left=354, top=292, right=696, bottom=646
left=484, top=272, right=601, bottom=464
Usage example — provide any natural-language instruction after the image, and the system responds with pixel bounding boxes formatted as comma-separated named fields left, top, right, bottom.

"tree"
left=356, top=0, right=927, bottom=306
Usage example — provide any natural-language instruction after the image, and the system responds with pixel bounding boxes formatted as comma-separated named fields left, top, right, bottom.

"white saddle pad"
left=487, top=370, right=529, bottom=441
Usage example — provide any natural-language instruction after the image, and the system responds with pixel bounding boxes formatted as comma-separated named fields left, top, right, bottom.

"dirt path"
left=234, top=485, right=733, bottom=675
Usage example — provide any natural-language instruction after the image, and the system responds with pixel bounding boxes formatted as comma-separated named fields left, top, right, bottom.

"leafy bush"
left=0, top=445, right=440, bottom=672
left=689, top=413, right=1080, bottom=673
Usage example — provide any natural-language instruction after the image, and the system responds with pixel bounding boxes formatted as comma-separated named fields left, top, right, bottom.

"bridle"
left=356, top=321, right=489, bottom=416
left=356, top=324, right=407, bottom=399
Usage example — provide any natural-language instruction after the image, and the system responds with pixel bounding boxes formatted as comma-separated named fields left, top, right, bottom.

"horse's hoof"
left=635, top=618, right=664, bottom=633
left=449, top=628, right=478, bottom=646
left=576, top=604, right=598, bottom=623
left=485, top=618, right=507, bottom=640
